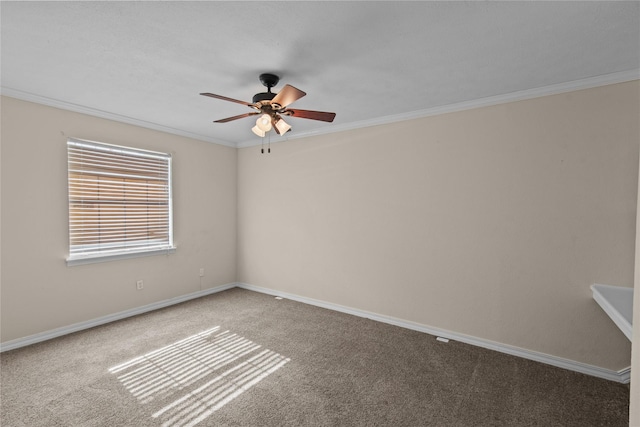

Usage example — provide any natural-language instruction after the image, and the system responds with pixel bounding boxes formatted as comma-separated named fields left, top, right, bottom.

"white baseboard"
left=0, top=283, right=237, bottom=353
left=236, top=282, right=631, bottom=384
left=2, top=281, right=630, bottom=384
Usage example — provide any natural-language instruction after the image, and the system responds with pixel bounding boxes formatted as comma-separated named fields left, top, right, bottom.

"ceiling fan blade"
left=214, top=112, right=259, bottom=123
left=200, top=92, right=254, bottom=107
left=271, top=84, right=306, bottom=108
left=284, top=109, right=336, bottom=122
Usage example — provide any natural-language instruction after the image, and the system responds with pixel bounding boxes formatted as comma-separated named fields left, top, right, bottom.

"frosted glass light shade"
left=251, top=125, right=266, bottom=137
left=275, top=118, right=291, bottom=134
left=256, top=114, right=272, bottom=132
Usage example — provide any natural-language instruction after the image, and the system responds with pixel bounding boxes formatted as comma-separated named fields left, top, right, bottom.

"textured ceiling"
left=1, top=1, right=639, bottom=147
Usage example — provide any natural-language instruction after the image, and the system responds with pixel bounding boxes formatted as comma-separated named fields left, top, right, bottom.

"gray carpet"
left=0, top=288, right=629, bottom=426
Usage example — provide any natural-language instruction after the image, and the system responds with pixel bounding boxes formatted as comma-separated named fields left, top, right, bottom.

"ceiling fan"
left=200, top=73, right=336, bottom=137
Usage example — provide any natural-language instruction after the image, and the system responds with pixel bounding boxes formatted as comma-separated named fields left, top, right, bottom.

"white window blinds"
left=67, top=138, right=174, bottom=264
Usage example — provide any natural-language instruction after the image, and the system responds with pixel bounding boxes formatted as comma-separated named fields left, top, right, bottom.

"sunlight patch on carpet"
left=109, top=327, right=290, bottom=426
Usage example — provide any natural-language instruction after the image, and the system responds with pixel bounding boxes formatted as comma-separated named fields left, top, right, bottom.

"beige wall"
left=1, top=96, right=237, bottom=342
left=631, top=147, right=640, bottom=425
left=1, top=81, right=637, bottom=380
left=238, top=81, right=639, bottom=371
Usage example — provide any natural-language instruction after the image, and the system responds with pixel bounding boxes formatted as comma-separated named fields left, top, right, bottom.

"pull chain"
left=261, top=131, right=271, bottom=154
left=259, top=128, right=274, bottom=154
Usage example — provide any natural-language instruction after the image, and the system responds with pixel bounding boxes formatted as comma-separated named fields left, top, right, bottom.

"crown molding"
left=237, top=68, right=640, bottom=148
left=0, top=87, right=237, bottom=148
left=3, top=68, right=638, bottom=150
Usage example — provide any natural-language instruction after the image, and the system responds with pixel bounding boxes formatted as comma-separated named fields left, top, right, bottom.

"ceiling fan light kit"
left=201, top=73, right=336, bottom=151
left=255, top=113, right=273, bottom=133
left=251, top=125, right=266, bottom=138
left=274, top=117, right=292, bottom=134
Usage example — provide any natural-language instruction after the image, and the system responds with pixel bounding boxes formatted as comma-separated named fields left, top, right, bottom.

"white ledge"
left=591, top=284, right=634, bottom=341
left=66, top=247, right=176, bottom=266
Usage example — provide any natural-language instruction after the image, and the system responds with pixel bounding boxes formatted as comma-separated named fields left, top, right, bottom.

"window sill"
left=66, top=247, right=177, bottom=267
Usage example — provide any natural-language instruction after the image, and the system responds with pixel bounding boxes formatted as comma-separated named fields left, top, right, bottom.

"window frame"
left=66, top=138, right=175, bottom=266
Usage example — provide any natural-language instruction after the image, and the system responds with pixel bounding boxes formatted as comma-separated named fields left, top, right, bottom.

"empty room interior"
left=1, top=2, right=640, bottom=426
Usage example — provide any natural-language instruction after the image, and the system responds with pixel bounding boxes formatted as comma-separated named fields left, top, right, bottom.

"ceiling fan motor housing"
left=253, top=73, right=280, bottom=105
left=252, top=92, right=276, bottom=104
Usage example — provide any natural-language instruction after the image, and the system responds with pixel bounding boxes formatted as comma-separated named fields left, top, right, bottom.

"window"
left=66, top=138, right=174, bottom=265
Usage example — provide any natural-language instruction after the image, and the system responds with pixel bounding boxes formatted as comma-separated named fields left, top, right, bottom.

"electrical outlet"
left=136, top=280, right=144, bottom=290
left=199, top=268, right=205, bottom=277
